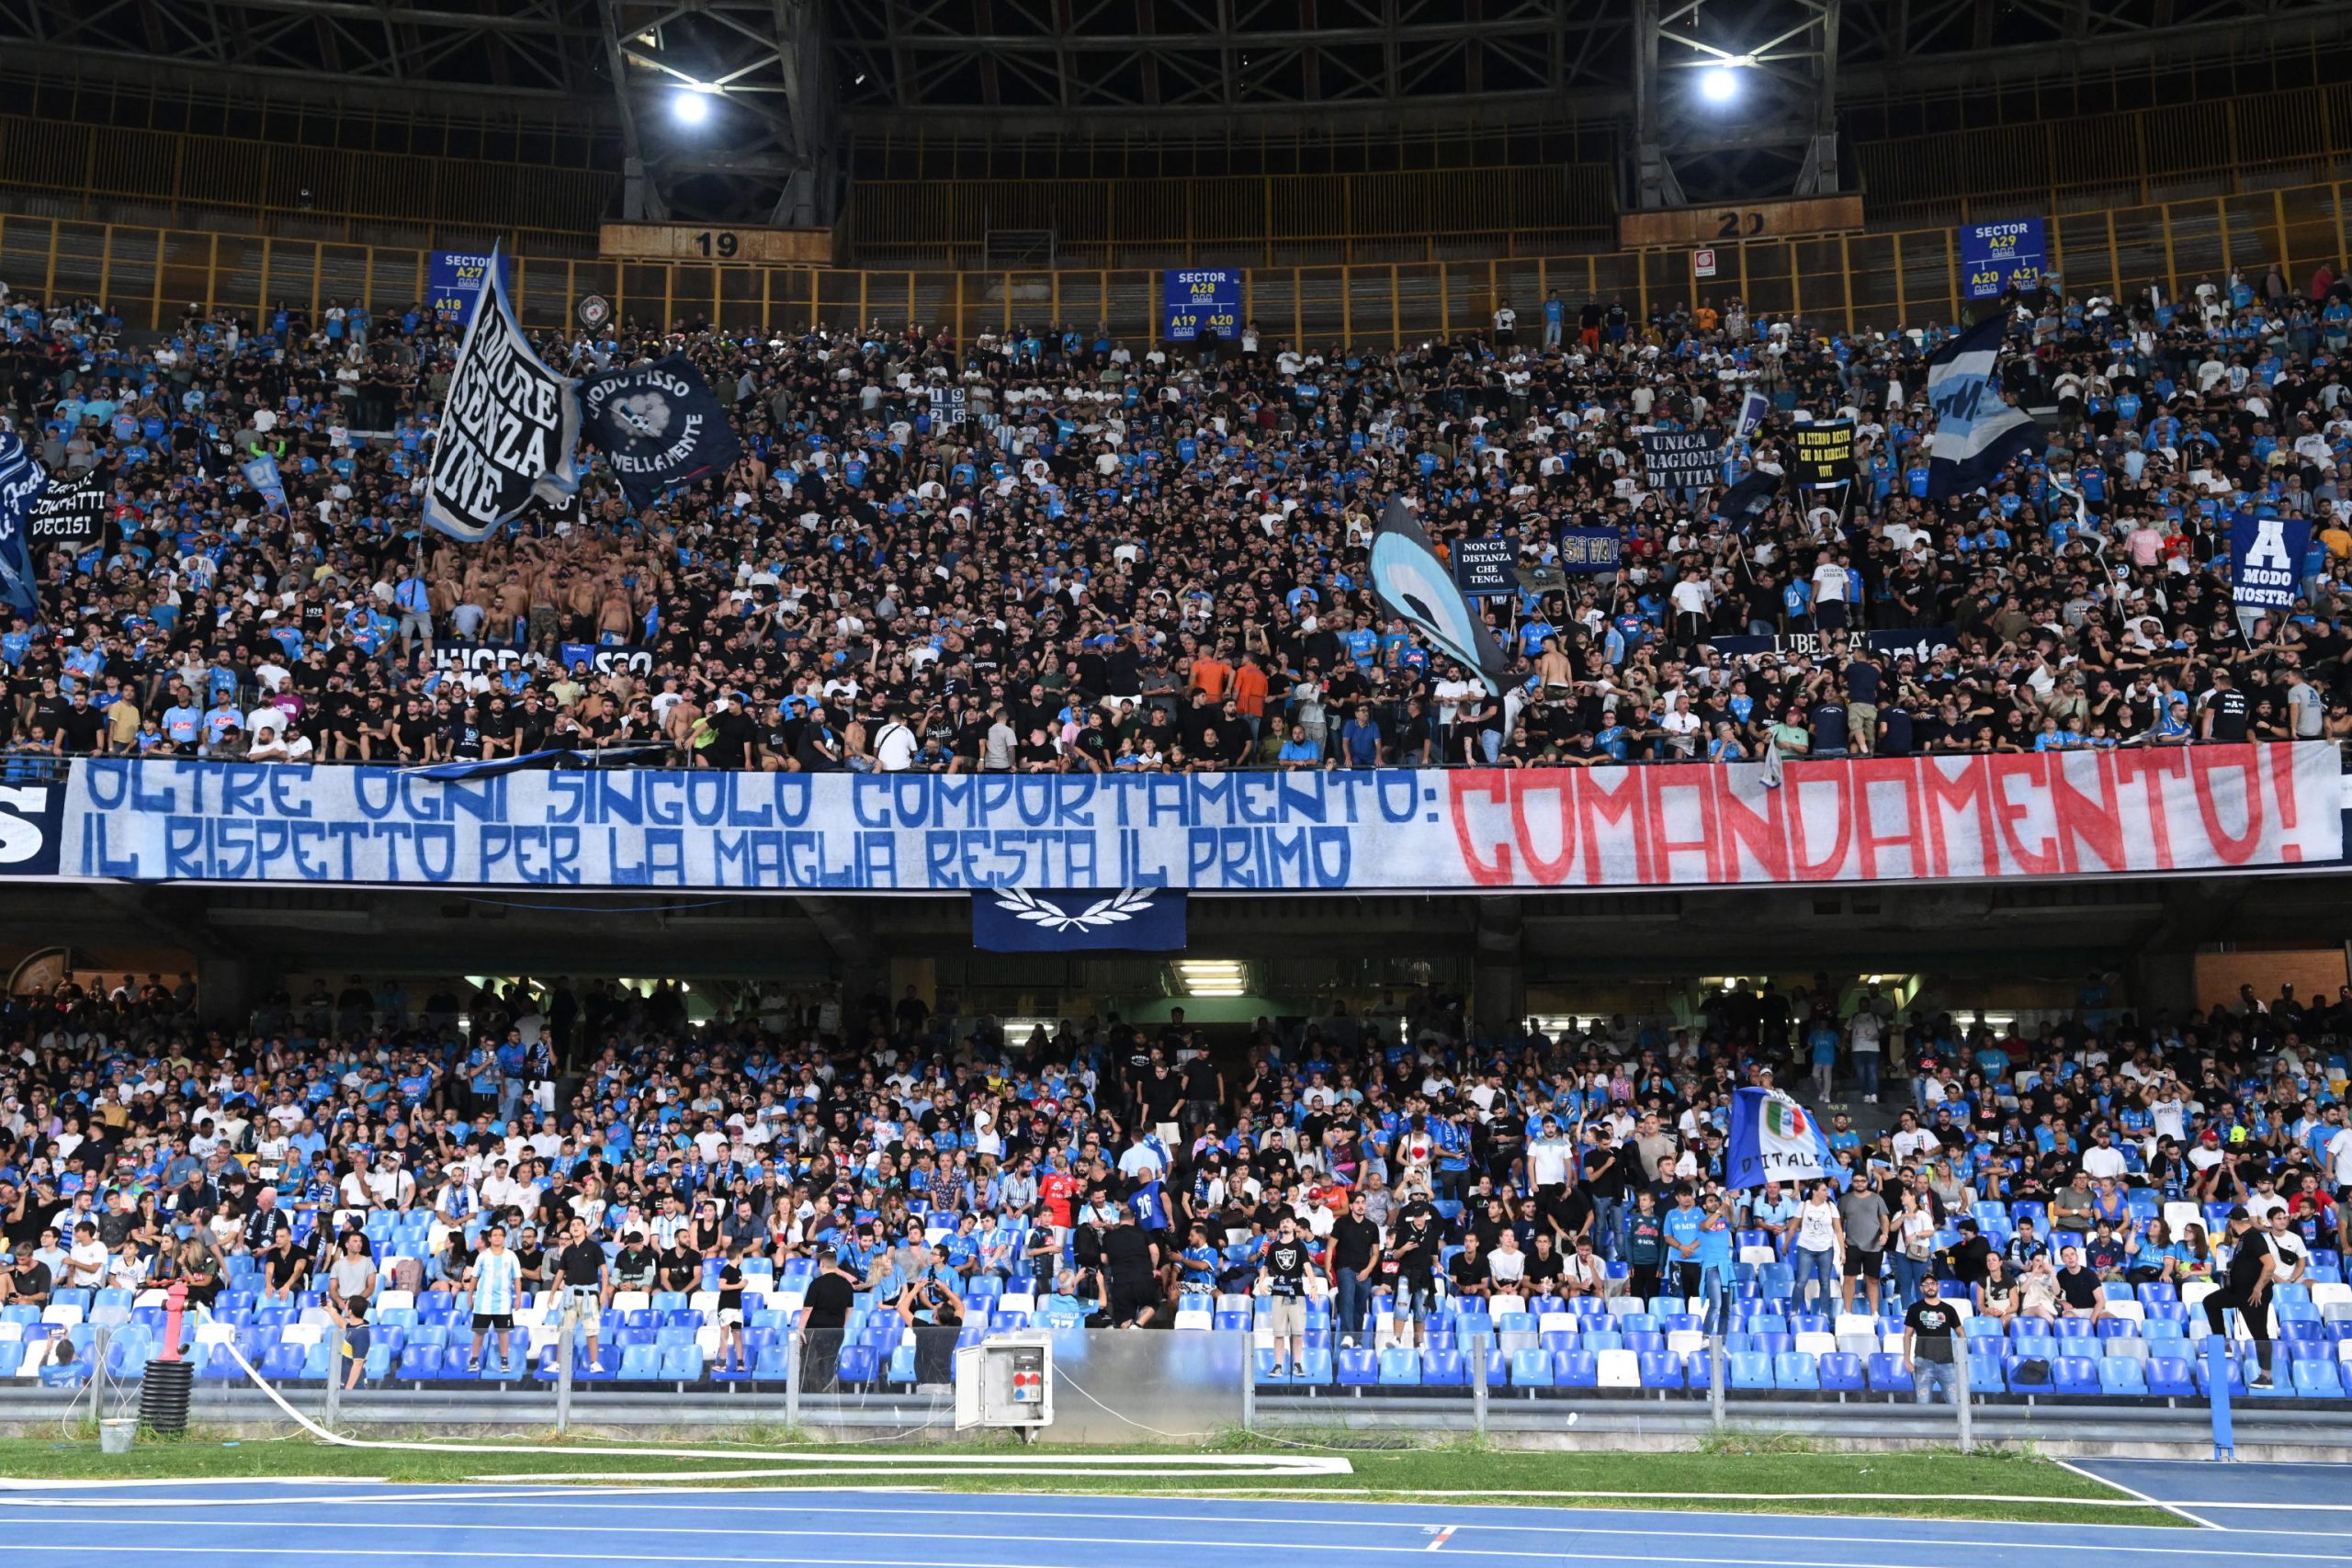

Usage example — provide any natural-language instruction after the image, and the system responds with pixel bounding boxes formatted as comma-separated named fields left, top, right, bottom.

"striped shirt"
left=472, top=1248, right=521, bottom=1316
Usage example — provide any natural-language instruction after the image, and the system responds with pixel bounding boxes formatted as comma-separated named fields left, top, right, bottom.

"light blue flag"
left=241, top=454, right=288, bottom=511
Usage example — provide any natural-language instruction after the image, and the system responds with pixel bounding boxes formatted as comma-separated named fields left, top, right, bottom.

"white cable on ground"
left=194, top=1325, right=1350, bottom=1481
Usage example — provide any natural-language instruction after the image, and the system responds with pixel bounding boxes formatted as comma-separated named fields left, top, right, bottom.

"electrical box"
left=954, top=1333, right=1053, bottom=1431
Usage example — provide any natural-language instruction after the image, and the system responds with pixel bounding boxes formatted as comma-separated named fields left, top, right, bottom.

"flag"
left=972, top=887, right=1187, bottom=952
left=1130, top=1179, right=1171, bottom=1231
left=577, top=353, right=744, bottom=509
left=241, top=454, right=287, bottom=512
left=1925, top=314, right=2042, bottom=500
left=2231, top=510, right=2311, bottom=615
left=424, top=243, right=581, bottom=543
left=1734, top=390, right=1770, bottom=441
left=26, top=471, right=107, bottom=550
left=1370, top=496, right=1512, bottom=694
left=1726, top=1087, right=1849, bottom=1191
left=1713, top=469, right=1781, bottom=531
left=0, top=432, right=44, bottom=621
left=1791, top=422, right=1857, bottom=490
left=1640, top=430, right=1724, bottom=490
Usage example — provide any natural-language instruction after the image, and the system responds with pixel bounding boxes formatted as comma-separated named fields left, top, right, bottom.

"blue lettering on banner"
left=48, top=750, right=2346, bottom=892
left=58, top=760, right=1443, bottom=892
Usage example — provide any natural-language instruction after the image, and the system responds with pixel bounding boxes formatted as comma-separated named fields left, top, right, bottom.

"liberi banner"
left=28, top=745, right=2339, bottom=892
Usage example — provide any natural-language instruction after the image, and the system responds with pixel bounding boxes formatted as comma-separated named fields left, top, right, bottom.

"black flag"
left=577, top=355, right=744, bottom=510
left=25, top=472, right=107, bottom=552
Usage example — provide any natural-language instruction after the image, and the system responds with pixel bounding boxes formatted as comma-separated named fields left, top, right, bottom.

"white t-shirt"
left=1796, top=1200, right=1839, bottom=1252
left=874, top=720, right=919, bottom=772
left=1527, top=1136, right=1574, bottom=1187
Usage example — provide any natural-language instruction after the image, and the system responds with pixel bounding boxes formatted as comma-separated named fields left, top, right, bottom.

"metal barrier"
left=9, top=175, right=2349, bottom=344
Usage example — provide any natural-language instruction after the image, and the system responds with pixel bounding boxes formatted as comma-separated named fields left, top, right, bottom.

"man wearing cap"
left=2204, top=1205, right=2279, bottom=1389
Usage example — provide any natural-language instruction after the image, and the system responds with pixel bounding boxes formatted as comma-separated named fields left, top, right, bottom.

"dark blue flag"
left=1925, top=313, right=2041, bottom=499
left=577, top=354, right=743, bottom=509
left=0, top=431, right=45, bottom=623
left=1713, top=468, right=1781, bottom=531
left=972, top=887, right=1188, bottom=952
left=2231, top=510, right=2312, bottom=615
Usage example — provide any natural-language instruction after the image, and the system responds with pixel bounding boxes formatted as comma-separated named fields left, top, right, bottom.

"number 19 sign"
left=1164, top=268, right=1241, bottom=342
left=1959, top=219, right=2046, bottom=301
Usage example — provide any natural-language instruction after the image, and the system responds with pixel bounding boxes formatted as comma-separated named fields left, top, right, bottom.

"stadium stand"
left=1, top=267, right=2350, bottom=778
left=0, top=971, right=2346, bottom=1401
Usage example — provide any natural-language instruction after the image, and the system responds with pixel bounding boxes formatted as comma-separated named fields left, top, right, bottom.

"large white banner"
left=44, top=744, right=2342, bottom=893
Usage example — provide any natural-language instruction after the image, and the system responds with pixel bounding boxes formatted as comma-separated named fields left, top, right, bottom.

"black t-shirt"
left=1264, top=1237, right=1310, bottom=1295
left=2055, top=1264, right=2102, bottom=1310
left=1329, top=1214, right=1380, bottom=1274
left=2224, top=1229, right=2274, bottom=1293
left=556, top=1239, right=605, bottom=1286
left=802, top=1269, right=854, bottom=1330
left=1904, top=1297, right=1962, bottom=1361
left=1101, top=1222, right=1156, bottom=1281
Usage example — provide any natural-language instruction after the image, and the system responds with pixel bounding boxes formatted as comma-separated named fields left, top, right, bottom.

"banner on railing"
left=25, top=745, right=2339, bottom=893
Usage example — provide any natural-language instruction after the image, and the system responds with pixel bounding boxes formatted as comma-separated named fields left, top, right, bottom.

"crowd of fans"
left=5, top=263, right=2352, bottom=778
left=0, top=967, right=2343, bottom=1392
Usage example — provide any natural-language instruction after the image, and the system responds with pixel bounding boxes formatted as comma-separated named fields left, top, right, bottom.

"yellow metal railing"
left=10, top=177, right=2346, bottom=344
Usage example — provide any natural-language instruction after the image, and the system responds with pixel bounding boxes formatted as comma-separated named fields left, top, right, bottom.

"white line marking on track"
left=1426, top=1528, right=1457, bottom=1551
left=2052, top=1461, right=2217, bottom=1532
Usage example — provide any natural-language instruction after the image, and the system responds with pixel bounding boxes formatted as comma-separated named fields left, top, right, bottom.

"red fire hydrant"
left=160, top=1280, right=187, bottom=1362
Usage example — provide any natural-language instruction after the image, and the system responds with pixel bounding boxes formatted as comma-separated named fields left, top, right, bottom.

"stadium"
left=6, top=0, right=2352, bottom=1562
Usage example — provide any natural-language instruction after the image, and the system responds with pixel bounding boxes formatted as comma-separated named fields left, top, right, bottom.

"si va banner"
left=973, top=887, right=1188, bottom=952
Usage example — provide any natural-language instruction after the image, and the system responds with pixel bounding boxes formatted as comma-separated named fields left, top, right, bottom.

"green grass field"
left=0, top=1433, right=2178, bottom=1527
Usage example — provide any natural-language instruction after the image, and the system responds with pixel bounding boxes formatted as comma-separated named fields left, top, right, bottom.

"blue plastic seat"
left=2146, top=1357, right=2195, bottom=1396
left=1555, top=1349, right=1599, bottom=1387
left=1772, top=1350, right=1820, bottom=1390
left=616, top=1344, right=661, bottom=1380
left=2052, top=1356, right=2102, bottom=1395
left=1865, top=1353, right=1914, bottom=1393
left=2098, top=1358, right=2149, bottom=1395
left=1819, top=1352, right=1865, bottom=1391
left=396, top=1346, right=444, bottom=1380
left=753, top=1343, right=796, bottom=1381
left=1376, top=1347, right=1420, bottom=1386
left=1637, top=1350, right=1683, bottom=1389
left=2293, top=1359, right=2346, bottom=1398
left=1422, top=1349, right=1466, bottom=1386
left=836, top=1346, right=878, bottom=1383
left=1336, top=1347, right=1377, bottom=1385
left=1728, top=1350, right=1772, bottom=1389
left=1510, top=1348, right=1555, bottom=1387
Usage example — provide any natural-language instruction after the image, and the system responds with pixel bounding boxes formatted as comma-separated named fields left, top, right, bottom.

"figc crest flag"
left=1726, top=1086, right=1849, bottom=1191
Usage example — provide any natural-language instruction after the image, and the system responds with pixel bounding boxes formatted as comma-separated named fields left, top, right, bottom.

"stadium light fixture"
left=673, top=85, right=716, bottom=126
left=1699, top=63, right=1743, bottom=104
left=1175, top=960, right=1250, bottom=998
